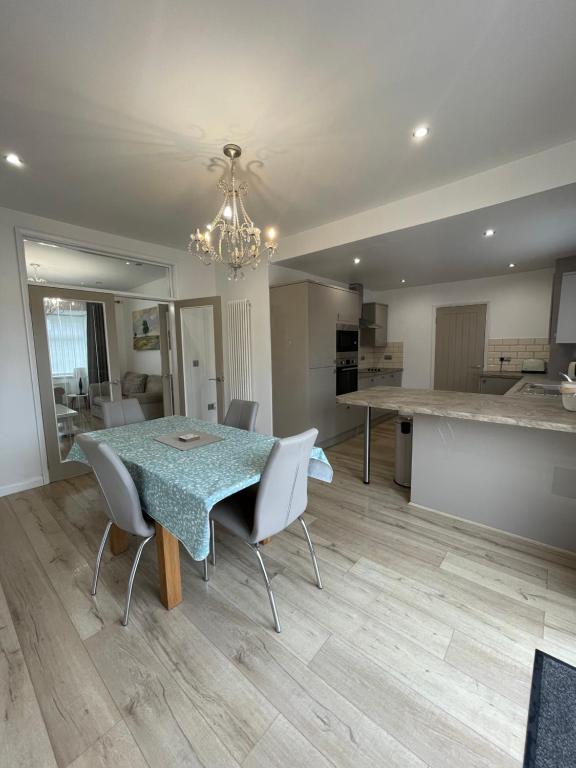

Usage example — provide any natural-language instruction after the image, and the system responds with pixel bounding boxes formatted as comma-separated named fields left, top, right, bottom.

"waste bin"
left=394, top=416, right=413, bottom=487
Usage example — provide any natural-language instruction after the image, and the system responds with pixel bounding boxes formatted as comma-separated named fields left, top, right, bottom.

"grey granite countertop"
left=358, top=367, right=403, bottom=376
left=337, top=378, right=576, bottom=433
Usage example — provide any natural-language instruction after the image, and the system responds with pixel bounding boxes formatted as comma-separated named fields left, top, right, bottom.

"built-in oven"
left=336, top=323, right=359, bottom=354
left=336, top=359, right=358, bottom=395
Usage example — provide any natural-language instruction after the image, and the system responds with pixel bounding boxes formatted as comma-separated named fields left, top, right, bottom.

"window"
left=45, top=303, right=88, bottom=377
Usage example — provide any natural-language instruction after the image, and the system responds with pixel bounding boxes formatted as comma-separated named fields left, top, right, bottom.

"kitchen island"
left=337, top=379, right=576, bottom=551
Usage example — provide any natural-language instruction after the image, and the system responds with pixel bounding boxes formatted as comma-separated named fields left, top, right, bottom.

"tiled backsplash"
left=486, top=337, right=550, bottom=372
left=360, top=341, right=404, bottom=369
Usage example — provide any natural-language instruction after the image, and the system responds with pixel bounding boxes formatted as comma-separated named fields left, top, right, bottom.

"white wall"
left=0, top=204, right=216, bottom=496
left=373, top=269, right=554, bottom=389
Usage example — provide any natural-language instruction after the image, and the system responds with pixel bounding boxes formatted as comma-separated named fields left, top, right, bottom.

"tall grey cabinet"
left=270, top=281, right=362, bottom=445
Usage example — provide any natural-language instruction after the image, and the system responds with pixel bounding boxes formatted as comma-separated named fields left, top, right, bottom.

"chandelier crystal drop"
left=188, top=144, right=278, bottom=281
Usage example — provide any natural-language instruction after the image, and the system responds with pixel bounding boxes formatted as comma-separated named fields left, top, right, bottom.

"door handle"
left=209, top=377, right=224, bottom=382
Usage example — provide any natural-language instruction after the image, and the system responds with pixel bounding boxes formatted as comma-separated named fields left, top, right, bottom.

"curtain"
left=86, top=302, right=109, bottom=384
left=46, top=310, right=88, bottom=376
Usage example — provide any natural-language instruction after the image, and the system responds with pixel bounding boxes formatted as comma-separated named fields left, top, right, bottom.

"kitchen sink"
left=519, top=382, right=562, bottom=396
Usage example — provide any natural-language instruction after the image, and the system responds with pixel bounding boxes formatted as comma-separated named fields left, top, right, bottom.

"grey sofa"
left=89, top=371, right=164, bottom=421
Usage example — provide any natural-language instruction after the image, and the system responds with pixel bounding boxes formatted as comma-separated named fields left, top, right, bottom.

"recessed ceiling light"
left=353, top=257, right=361, bottom=264
left=412, top=125, right=430, bottom=140
left=483, top=229, right=495, bottom=238
left=401, top=279, right=406, bottom=284
left=125, top=261, right=131, bottom=265
left=5, top=152, right=24, bottom=167
left=508, top=263, right=516, bottom=268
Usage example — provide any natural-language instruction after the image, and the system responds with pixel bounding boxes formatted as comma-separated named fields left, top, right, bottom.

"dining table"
left=67, top=415, right=333, bottom=610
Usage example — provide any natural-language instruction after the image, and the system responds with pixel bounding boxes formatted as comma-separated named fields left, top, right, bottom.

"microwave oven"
left=336, top=324, right=359, bottom=353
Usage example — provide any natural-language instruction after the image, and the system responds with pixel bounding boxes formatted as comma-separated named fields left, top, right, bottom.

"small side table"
left=64, top=393, right=89, bottom=412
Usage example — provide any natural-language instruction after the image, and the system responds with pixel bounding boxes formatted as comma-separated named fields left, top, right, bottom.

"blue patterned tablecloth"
left=66, top=416, right=333, bottom=560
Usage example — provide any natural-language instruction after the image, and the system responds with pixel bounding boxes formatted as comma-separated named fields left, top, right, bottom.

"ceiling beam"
left=276, top=139, right=576, bottom=261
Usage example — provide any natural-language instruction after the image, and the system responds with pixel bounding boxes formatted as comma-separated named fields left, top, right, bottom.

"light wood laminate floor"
left=2, top=421, right=576, bottom=767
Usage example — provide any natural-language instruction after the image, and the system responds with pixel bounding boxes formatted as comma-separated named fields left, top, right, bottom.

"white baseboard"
left=408, top=500, right=576, bottom=558
left=0, top=476, right=45, bottom=498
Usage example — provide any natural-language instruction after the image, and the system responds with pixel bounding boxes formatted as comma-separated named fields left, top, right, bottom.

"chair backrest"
left=251, top=428, right=318, bottom=542
left=53, top=386, right=65, bottom=405
left=102, top=398, right=145, bottom=428
left=223, top=399, right=259, bottom=431
left=76, top=434, right=153, bottom=537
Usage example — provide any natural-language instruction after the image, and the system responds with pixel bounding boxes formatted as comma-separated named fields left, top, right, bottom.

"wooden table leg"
left=260, top=538, right=272, bottom=545
left=155, top=523, right=182, bottom=610
left=109, top=524, right=129, bottom=555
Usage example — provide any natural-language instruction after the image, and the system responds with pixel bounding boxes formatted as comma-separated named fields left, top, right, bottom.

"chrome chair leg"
left=210, top=518, right=216, bottom=566
left=91, top=520, right=113, bottom=596
left=299, top=517, right=323, bottom=589
left=203, top=557, right=209, bottom=582
left=251, top=543, right=282, bottom=633
left=122, top=534, right=154, bottom=627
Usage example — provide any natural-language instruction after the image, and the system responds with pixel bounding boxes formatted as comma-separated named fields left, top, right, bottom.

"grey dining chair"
left=223, top=399, right=259, bottom=431
left=205, top=428, right=322, bottom=633
left=102, top=398, right=145, bottom=428
left=76, top=434, right=155, bottom=626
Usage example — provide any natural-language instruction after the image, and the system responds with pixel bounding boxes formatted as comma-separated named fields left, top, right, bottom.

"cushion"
left=92, top=395, right=112, bottom=407
left=122, top=371, right=148, bottom=395
left=145, top=374, right=163, bottom=395
left=129, top=391, right=162, bottom=404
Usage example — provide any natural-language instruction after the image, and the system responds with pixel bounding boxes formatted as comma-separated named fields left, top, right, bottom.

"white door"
left=180, top=306, right=218, bottom=421
left=173, top=297, right=224, bottom=422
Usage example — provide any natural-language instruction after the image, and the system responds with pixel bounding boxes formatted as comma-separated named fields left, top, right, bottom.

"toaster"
left=521, top=358, right=547, bottom=373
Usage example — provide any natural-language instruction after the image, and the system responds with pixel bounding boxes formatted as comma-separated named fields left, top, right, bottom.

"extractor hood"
left=360, top=301, right=383, bottom=329
left=349, top=284, right=383, bottom=329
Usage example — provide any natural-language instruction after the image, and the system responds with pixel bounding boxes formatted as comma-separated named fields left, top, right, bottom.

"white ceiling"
left=1, top=1, right=576, bottom=249
left=24, top=240, right=169, bottom=292
left=278, top=184, right=576, bottom=290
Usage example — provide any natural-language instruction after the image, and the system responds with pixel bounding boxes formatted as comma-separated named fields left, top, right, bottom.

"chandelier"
left=28, top=264, right=67, bottom=313
left=189, top=144, right=278, bottom=281
left=28, top=262, right=47, bottom=285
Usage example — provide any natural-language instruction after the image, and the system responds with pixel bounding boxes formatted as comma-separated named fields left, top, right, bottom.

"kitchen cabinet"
left=309, top=366, right=337, bottom=442
left=478, top=375, right=520, bottom=395
left=270, top=280, right=363, bottom=445
left=360, top=303, right=388, bottom=347
left=556, top=272, right=576, bottom=343
left=308, top=283, right=337, bottom=368
left=359, top=370, right=402, bottom=390
left=334, top=289, right=361, bottom=325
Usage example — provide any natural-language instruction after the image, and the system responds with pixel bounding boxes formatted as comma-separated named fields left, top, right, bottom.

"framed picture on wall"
left=133, top=306, right=160, bottom=350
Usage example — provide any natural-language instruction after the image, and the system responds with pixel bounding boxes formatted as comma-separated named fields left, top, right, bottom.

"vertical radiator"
left=226, top=299, right=253, bottom=400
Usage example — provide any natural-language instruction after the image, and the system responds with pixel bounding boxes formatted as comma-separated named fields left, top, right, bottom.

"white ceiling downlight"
left=353, top=257, right=361, bottom=264
left=412, top=125, right=430, bottom=140
left=483, top=228, right=495, bottom=238
left=5, top=152, right=24, bottom=167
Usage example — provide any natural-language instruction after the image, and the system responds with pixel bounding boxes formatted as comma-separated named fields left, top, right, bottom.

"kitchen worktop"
left=337, top=376, right=576, bottom=433
left=358, top=367, right=403, bottom=376
left=480, top=370, right=523, bottom=379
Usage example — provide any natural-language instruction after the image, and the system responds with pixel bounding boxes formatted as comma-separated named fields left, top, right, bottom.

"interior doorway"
left=173, top=297, right=225, bottom=422
left=434, top=303, right=487, bottom=392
